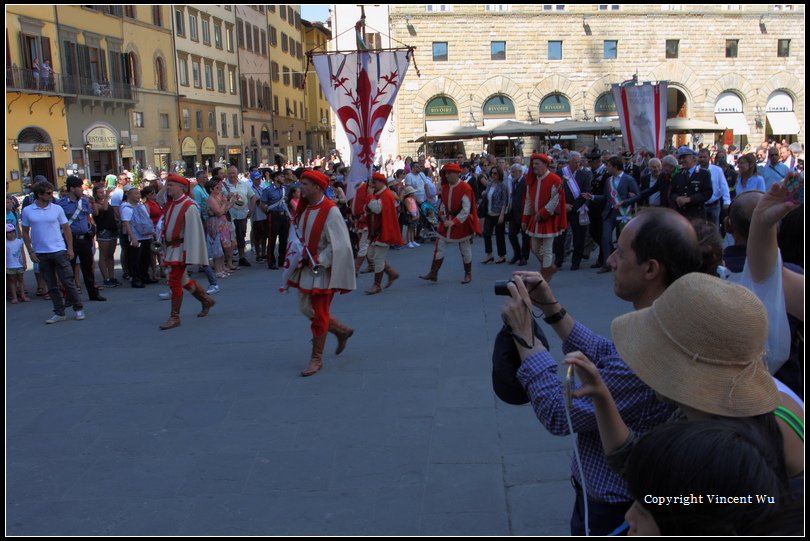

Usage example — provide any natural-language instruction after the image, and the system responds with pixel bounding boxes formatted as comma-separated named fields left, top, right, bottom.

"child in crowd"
left=6, top=223, right=28, bottom=303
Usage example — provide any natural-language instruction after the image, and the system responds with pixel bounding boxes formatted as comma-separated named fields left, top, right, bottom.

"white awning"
left=426, top=119, right=461, bottom=132
left=714, top=112, right=750, bottom=135
left=766, top=112, right=800, bottom=135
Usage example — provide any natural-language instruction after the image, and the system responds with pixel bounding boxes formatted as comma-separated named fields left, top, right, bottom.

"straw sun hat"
left=611, top=272, right=779, bottom=418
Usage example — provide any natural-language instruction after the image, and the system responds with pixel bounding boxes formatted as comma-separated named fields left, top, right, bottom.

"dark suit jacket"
left=594, top=173, right=639, bottom=220
left=510, top=176, right=526, bottom=223
left=624, top=173, right=672, bottom=208
left=624, top=163, right=641, bottom=183
left=560, top=167, right=593, bottom=222
left=670, top=167, right=713, bottom=219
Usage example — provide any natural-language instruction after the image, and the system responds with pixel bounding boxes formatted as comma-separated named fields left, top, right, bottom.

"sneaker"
left=45, top=314, right=67, bottom=324
left=75, top=310, right=86, bottom=320
left=159, top=291, right=172, bottom=300
left=238, top=258, right=252, bottom=267
left=206, top=284, right=221, bottom=295
left=407, top=242, right=415, bottom=248
left=412, top=241, right=421, bottom=247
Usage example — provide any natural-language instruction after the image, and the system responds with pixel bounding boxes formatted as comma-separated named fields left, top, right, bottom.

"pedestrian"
left=259, top=170, right=290, bottom=270
left=248, top=170, right=269, bottom=263
left=553, top=151, right=592, bottom=270
left=419, top=163, right=483, bottom=284
left=222, top=165, right=254, bottom=267
left=522, top=153, right=567, bottom=281
left=480, top=165, right=509, bottom=265
left=348, top=178, right=372, bottom=275
left=670, top=146, right=713, bottom=220
left=734, top=153, right=766, bottom=195
left=119, top=185, right=155, bottom=288
left=55, top=175, right=106, bottom=301
left=363, top=172, right=403, bottom=294
left=506, top=164, right=530, bottom=266
left=205, top=178, right=234, bottom=277
left=400, top=186, right=420, bottom=249
left=21, top=180, right=85, bottom=323
left=92, top=184, right=120, bottom=287
left=286, top=170, right=356, bottom=376
left=6, top=223, right=29, bottom=303
left=158, top=174, right=215, bottom=330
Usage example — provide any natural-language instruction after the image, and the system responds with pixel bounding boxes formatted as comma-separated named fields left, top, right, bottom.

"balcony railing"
left=6, top=66, right=136, bottom=101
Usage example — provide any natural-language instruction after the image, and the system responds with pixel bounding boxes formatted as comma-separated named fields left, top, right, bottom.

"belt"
left=73, top=234, right=91, bottom=240
left=165, top=239, right=184, bottom=247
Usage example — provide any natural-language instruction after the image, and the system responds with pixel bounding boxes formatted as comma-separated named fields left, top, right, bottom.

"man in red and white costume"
left=159, top=174, right=215, bottom=330
left=287, top=170, right=356, bottom=377
left=419, top=162, right=482, bottom=284
left=349, top=177, right=371, bottom=275
left=522, top=153, right=567, bottom=282
left=364, top=172, right=403, bottom=294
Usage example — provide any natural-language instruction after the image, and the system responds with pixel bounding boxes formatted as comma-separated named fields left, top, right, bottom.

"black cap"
left=584, top=151, right=601, bottom=161
left=491, top=321, right=551, bottom=406
left=622, top=151, right=633, bottom=158
left=66, top=175, right=83, bottom=188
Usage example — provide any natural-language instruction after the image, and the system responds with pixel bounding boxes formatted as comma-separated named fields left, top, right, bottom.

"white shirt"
left=704, top=164, right=730, bottom=205
left=21, top=202, right=68, bottom=254
left=404, top=171, right=427, bottom=203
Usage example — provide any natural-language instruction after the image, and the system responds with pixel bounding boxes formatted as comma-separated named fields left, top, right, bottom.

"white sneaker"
left=206, top=284, right=221, bottom=294
left=45, top=314, right=67, bottom=324
left=412, top=241, right=421, bottom=247
left=407, top=242, right=415, bottom=248
left=75, top=310, right=86, bottom=321
left=159, top=291, right=171, bottom=300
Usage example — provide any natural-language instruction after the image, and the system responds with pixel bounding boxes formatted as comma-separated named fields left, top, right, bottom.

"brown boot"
left=190, top=282, right=216, bottom=317
left=159, top=297, right=182, bottom=330
left=419, top=258, right=444, bottom=282
left=541, top=264, right=558, bottom=283
left=354, top=256, right=366, bottom=277
left=360, top=264, right=375, bottom=274
left=329, top=317, right=354, bottom=355
left=383, top=263, right=399, bottom=289
left=461, top=262, right=472, bottom=284
left=365, top=272, right=384, bottom=295
left=301, top=334, right=327, bottom=377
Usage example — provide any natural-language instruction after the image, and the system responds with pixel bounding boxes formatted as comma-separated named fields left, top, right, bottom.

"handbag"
left=477, top=196, right=488, bottom=216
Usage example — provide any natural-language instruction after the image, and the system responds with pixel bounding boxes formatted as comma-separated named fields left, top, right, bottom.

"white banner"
left=312, top=50, right=411, bottom=200
left=279, top=228, right=304, bottom=293
left=612, top=82, right=668, bottom=155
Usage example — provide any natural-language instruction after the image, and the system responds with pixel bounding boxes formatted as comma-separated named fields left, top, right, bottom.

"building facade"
left=332, top=4, right=804, bottom=160
left=236, top=5, right=274, bottom=169
left=173, top=5, right=241, bottom=172
left=267, top=4, right=307, bottom=165
left=302, top=19, right=333, bottom=161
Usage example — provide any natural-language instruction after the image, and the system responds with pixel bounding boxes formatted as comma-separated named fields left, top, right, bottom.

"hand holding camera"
left=499, top=276, right=537, bottom=351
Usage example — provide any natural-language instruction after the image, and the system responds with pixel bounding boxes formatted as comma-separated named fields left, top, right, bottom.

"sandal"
left=495, top=257, right=507, bottom=264
left=36, top=289, right=46, bottom=297
left=21, top=295, right=31, bottom=302
left=43, top=293, right=51, bottom=300
left=11, top=298, right=18, bottom=304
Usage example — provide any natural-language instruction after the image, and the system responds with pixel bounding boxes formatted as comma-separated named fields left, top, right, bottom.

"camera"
left=494, top=280, right=513, bottom=296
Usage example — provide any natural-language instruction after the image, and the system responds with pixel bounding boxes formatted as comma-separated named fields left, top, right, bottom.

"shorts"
left=97, top=229, right=118, bottom=241
left=7, top=268, right=25, bottom=275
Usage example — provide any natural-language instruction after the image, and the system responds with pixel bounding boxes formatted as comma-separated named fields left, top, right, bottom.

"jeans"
left=233, top=218, right=248, bottom=256
left=37, top=250, right=83, bottom=315
left=570, top=477, right=632, bottom=536
left=70, top=235, right=100, bottom=295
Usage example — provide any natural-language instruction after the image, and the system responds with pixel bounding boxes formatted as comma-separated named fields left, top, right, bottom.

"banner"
left=612, top=82, right=668, bottom=156
left=312, top=50, right=411, bottom=200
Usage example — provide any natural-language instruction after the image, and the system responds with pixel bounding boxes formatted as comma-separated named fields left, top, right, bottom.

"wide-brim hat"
left=611, top=273, right=779, bottom=417
left=401, top=186, right=417, bottom=197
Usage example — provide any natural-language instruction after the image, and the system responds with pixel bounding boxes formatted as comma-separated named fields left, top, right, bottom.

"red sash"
left=163, top=196, right=195, bottom=242
left=299, top=198, right=336, bottom=263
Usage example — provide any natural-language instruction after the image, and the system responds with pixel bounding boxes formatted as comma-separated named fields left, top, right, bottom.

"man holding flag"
left=284, top=170, right=356, bottom=377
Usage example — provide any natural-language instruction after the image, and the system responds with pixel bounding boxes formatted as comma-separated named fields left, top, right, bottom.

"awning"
left=409, top=125, right=489, bottom=143
left=714, top=113, right=750, bottom=135
left=666, top=117, right=726, bottom=133
left=766, top=112, right=800, bottom=135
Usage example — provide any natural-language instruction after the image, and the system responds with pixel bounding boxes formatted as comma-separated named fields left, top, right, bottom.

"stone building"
left=366, top=4, right=805, bottom=159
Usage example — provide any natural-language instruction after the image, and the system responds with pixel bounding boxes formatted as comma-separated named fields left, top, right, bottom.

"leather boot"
left=383, top=263, right=399, bottom=289
left=159, top=297, right=182, bottom=330
left=301, top=334, right=327, bottom=377
left=329, top=317, right=354, bottom=355
left=365, top=272, right=384, bottom=295
left=541, top=264, right=558, bottom=283
left=461, top=262, right=472, bottom=284
left=419, top=258, right=443, bottom=282
left=354, top=256, right=366, bottom=276
left=190, top=282, right=216, bottom=317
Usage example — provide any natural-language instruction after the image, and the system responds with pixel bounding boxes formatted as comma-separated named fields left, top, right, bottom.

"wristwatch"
left=543, top=307, right=567, bottom=325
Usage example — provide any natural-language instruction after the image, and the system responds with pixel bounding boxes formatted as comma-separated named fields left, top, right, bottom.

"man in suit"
left=507, top=163, right=531, bottom=266
left=621, top=151, right=641, bottom=183
left=584, top=156, right=639, bottom=274
left=670, top=146, right=713, bottom=220
left=553, top=152, right=592, bottom=270
left=585, top=151, right=609, bottom=268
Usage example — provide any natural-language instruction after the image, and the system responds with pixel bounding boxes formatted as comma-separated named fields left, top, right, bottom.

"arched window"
left=539, top=93, right=571, bottom=123
left=128, top=52, right=141, bottom=87
left=248, top=78, right=255, bottom=108
left=155, top=56, right=166, bottom=91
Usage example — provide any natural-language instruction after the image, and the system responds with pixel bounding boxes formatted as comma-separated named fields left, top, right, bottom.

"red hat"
left=371, top=173, right=388, bottom=183
left=442, top=163, right=463, bottom=174
left=531, top=153, right=553, bottom=165
left=165, top=173, right=190, bottom=188
left=301, top=169, right=329, bottom=191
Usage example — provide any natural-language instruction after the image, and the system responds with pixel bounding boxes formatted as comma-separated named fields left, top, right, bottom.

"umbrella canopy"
left=487, top=120, right=551, bottom=137
left=540, top=119, right=621, bottom=135
left=665, top=117, right=726, bottom=133
left=409, top=125, right=490, bottom=143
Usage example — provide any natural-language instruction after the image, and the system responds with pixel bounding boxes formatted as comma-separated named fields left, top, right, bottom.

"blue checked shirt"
left=517, top=322, right=674, bottom=503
